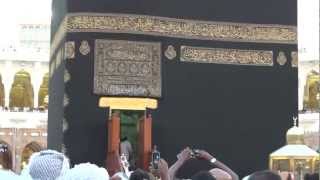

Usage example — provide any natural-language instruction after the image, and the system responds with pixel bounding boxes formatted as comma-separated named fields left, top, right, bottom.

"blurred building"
left=297, top=0, right=320, bottom=151
left=0, top=22, right=49, bottom=172
left=298, top=60, right=319, bottom=150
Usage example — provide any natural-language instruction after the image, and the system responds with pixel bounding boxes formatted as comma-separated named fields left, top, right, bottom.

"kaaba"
left=48, top=0, right=298, bottom=177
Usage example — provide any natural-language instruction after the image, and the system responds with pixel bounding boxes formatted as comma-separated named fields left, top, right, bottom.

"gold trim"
left=269, top=159, right=272, bottom=170
left=51, top=13, right=297, bottom=59
left=94, top=39, right=162, bottom=98
left=291, top=51, right=298, bottom=67
left=270, top=156, right=318, bottom=159
left=181, top=46, right=273, bottom=66
left=64, top=41, right=75, bottom=59
left=99, top=97, right=158, bottom=110
left=55, top=48, right=63, bottom=68
left=51, top=19, right=67, bottom=59
left=49, top=61, right=55, bottom=78
left=290, top=159, right=294, bottom=172
left=67, top=13, right=297, bottom=44
left=50, top=48, right=64, bottom=78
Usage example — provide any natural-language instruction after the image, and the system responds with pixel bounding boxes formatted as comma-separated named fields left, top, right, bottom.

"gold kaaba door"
left=99, top=97, right=157, bottom=175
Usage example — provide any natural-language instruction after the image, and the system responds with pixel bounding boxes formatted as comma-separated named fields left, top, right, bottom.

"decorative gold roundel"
left=79, top=40, right=90, bottom=55
left=277, top=51, right=287, bottom=66
left=164, top=45, right=177, bottom=60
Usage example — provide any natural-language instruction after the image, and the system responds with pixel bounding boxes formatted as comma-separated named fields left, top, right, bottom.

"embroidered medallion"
left=164, top=45, right=177, bottom=60
left=79, top=40, right=90, bottom=55
left=64, top=41, right=75, bottom=59
left=277, top=52, right=287, bottom=66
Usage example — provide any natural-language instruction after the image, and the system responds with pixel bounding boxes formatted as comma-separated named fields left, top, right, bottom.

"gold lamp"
left=9, top=69, right=34, bottom=108
left=269, top=117, right=319, bottom=177
left=0, top=74, right=4, bottom=107
left=38, top=73, right=49, bottom=108
left=303, top=70, right=319, bottom=111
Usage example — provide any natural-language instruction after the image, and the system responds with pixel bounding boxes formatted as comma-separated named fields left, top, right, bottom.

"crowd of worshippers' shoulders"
left=0, top=148, right=318, bottom=180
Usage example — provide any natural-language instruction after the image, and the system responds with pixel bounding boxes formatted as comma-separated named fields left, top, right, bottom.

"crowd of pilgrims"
left=0, top=147, right=318, bottom=180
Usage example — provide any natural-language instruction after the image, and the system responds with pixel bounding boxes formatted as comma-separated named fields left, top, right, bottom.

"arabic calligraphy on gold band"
left=181, top=46, right=273, bottom=66
left=51, top=13, right=297, bottom=58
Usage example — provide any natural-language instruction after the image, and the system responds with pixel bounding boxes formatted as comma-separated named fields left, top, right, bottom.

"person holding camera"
left=148, top=145, right=170, bottom=180
left=168, top=147, right=239, bottom=180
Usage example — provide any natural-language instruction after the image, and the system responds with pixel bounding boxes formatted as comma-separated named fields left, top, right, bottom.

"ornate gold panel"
left=180, top=46, right=273, bottom=66
left=94, top=39, right=161, bottom=98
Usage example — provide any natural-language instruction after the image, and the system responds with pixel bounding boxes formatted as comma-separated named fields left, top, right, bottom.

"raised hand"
left=197, top=150, right=214, bottom=161
left=177, top=147, right=193, bottom=163
left=158, top=159, right=169, bottom=180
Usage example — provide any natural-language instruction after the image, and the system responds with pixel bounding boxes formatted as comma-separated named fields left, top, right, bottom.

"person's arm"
left=149, top=158, right=169, bottom=180
left=159, top=159, right=170, bottom=180
left=198, top=150, right=239, bottom=180
left=168, top=160, right=184, bottom=180
left=168, top=148, right=192, bottom=180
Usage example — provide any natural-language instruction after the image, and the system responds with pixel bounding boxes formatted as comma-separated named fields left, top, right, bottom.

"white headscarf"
left=59, top=162, right=109, bottom=180
left=0, top=169, right=30, bottom=180
left=21, top=149, right=70, bottom=180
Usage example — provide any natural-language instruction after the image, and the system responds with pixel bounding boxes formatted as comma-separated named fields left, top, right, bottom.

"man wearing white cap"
left=21, top=149, right=70, bottom=180
left=59, top=162, right=110, bottom=180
